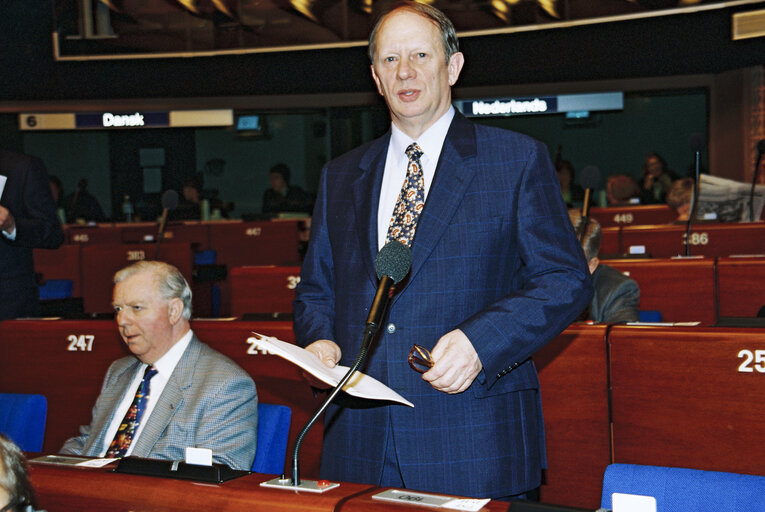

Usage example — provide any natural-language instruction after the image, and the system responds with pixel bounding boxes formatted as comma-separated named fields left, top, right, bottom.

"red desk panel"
left=590, top=205, right=675, bottom=228
left=0, top=319, right=322, bottom=477
left=717, top=256, right=765, bottom=318
left=599, top=227, right=620, bottom=257
left=535, top=324, right=610, bottom=510
left=209, top=220, right=301, bottom=268
left=65, top=224, right=124, bottom=245
left=33, top=245, right=82, bottom=297
left=605, top=258, right=717, bottom=324
left=80, top=242, right=193, bottom=314
left=120, top=221, right=211, bottom=251
left=619, top=222, right=765, bottom=258
left=28, top=462, right=512, bottom=512
left=230, top=266, right=301, bottom=316
left=609, top=325, right=765, bottom=475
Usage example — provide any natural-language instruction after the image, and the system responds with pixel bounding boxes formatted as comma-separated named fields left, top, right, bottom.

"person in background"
left=294, top=1, right=592, bottom=500
left=666, top=177, right=694, bottom=222
left=60, top=261, right=258, bottom=471
left=0, top=433, right=40, bottom=512
left=606, top=174, right=641, bottom=206
left=555, top=159, right=584, bottom=207
left=64, top=178, right=105, bottom=223
left=570, top=210, right=640, bottom=323
left=639, top=152, right=676, bottom=204
left=0, top=149, right=64, bottom=321
left=262, top=163, right=313, bottom=216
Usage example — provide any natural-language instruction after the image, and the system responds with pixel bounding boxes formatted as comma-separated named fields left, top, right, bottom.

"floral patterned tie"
left=386, top=143, right=425, bottom=247
left=106, top=365, right=158, bottom=458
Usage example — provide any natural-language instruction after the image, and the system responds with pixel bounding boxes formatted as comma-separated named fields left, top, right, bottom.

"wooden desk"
left=34, top=245, right=82, bottom=297
left=120, top=221, right=211, bottom=251
left=65, top=223, right=124, bottom=245
left=609, top=325, right=765, bottom=475
left=604, top=258, right=717, bottom=324
left=0, top=319, right=323, bottom=477
left=28, top=462, right=512, bottom=512
left=619, top=222, right=765, bottom=258
left=535, top=325, right=610, bottom=510
left=717, top=256, right=765, bottom=318
left=230, top=266, right=301, bottom=316
left=599, top=227, right=620, bottom=257
left=79, top=242, right=193, bottom=314
left=590, top=205, right=675, bottom=228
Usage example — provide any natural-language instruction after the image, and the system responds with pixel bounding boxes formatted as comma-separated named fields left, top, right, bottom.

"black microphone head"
left=579, top=165, right=603, bottom=190
left=690, top=133, right=706, bottom=153
left=757, top=139, right=765, bottom=155
left=375, top=240, right=412, bottom=284
left=162, top=190, right=179, bottom=210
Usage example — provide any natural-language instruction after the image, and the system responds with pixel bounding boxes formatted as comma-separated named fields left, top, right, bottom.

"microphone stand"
left=684, top=149, right=702, bottom=257
left=263, top=277, right=393, bottom=492
left=749, top=147, right=764, bottom=222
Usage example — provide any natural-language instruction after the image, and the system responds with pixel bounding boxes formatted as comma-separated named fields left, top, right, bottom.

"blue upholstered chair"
left=252, top=403, right=292, bottom=475
left=38, top=279, right=73, bottom=300
left=0, top=393, right=47, bottom=452
left=601, top=463, right=765, bottom=512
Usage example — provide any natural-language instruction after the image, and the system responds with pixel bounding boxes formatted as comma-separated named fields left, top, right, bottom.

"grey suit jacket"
left=590, top=264, right=640, bottom=323
left=60, top=335, right=258, bottom=471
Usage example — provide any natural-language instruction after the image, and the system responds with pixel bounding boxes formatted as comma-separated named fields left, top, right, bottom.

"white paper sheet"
left=249, top=332, right=414, bottom=407
left=0, top=175, right=6, bottom=200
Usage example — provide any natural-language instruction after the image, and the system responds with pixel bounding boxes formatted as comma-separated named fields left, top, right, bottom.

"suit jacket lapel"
left=352, top=134, right=390, bottom=287
left=84, top=359, right=141, bottom=456
left=407, top=113, right=478, bottom=284
left=131, top=336, right=201, bottom=457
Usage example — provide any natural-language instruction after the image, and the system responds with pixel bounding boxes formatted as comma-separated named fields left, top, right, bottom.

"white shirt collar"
left=152, top=329, right=193, bottom=376
left=389, top=106, right=455, bottom=169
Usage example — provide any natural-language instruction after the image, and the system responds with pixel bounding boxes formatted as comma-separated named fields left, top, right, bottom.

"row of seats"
left=3, top=320, right=764, bottom=509
left=226, top=257, right=765, bottom=325
left=0, top=392, right=291, bottom=475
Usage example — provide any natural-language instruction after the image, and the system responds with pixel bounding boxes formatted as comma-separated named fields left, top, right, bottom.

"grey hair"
left=568, top=209, right=602, bottom=261
left=114, top=260, right=193, bottom=320
left=368, top=1, right=460, bottom=64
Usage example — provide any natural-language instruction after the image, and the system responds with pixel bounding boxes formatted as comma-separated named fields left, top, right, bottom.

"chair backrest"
left=602, top=463, right=765, bottom=512
left=0, top=393, right=47, bottom=452
left=39, top=279, right=74, bottom=300
left=252, top=403, right=291, bottom=475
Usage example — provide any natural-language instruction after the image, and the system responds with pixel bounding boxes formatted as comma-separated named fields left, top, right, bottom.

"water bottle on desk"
left=122, top=195, right=134, bottom=222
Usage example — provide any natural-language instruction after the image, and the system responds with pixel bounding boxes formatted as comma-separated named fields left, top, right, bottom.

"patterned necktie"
left=386, top=143, right=425, bottom=247
left=106, top=365, right=158, bottom=458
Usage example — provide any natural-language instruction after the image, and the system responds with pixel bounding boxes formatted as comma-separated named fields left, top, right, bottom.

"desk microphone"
left=155, top=190, right=179, bottom=259
left=749, top=139, right=765, bottom=222
left=685, top=133, right=706, bottom=256
left=281, top=240, right=412, bottom=490
left=578, top=165, right=602, bottom=243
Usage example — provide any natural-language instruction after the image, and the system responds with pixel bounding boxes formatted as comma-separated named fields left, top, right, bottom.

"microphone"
left=281, top=240, right=412, bottom=490
left=685, top=133, right=706, bottom=256
left=749, top=139, right=765, bottom=222
left=578, top=165, right=602, bottom=243
left=155, top=190, right=179, bottom=259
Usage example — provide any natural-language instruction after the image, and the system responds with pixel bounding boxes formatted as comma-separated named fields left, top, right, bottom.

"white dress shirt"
left=377, top=107, right=455, bottom=250
left=99, top=330, right=193, bottom=457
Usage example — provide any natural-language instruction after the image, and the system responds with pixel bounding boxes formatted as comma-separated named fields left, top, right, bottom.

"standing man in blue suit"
left=293, top=1, right=592, bottom=500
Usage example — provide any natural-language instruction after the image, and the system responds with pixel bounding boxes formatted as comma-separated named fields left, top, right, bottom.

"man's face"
left=112, top=270, right=180, bottom=364
left=370, top=8, right=464, bottom=138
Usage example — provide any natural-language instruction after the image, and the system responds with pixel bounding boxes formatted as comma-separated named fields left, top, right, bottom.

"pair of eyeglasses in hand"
left=408, top=344, right=434, bottom=374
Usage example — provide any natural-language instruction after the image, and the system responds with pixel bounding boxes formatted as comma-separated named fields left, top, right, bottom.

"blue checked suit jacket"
left=293, top=113, right=592, bottom=498
left=60, top=335, right=258, bottom=471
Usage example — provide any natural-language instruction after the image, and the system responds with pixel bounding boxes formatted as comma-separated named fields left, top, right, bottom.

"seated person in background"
left=64, top=178, right=105, bottom=223
left=666, top=177, right=694, bottom=222
left=60, top=261, right=258, bottom=470
left=262, top=163, right=313, bottom=216
left=570, top=210, right=640, bottom=323
left=606, top=174, right=641, bottom=206
left=639, top=152, right=677, bottom=204
left=0, top=433, right=39, bottom=512
left=556, top=159, right=584, bottom=207
left=173, top=174, right=203, bottom=220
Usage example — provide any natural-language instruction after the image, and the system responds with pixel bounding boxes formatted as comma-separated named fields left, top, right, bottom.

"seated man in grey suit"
left=61, top=261, right=258, bottom=470
left=569, top=210, right=640, bottom=323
